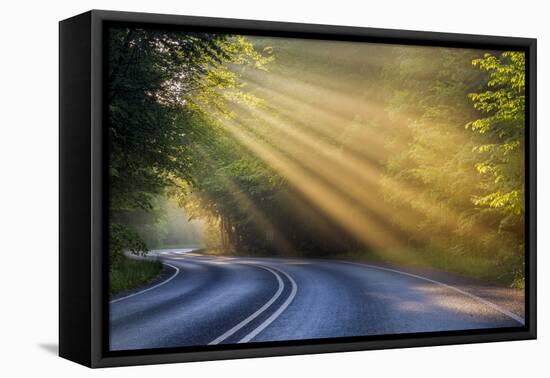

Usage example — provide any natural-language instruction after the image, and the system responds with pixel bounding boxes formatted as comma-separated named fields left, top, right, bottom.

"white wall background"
left=0, top=0, right=546, bottom=376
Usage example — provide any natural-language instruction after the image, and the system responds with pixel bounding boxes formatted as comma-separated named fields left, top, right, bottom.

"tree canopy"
left=108, top=28, right=526, bottom=287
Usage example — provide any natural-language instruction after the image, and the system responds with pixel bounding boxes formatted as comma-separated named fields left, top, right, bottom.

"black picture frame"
left=59, top=9, right=537, bottom=368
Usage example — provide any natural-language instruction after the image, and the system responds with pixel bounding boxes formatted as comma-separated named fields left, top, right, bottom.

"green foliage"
left=381, top=49, right=525, bottom=286
left=171, top=126, right=285, bottom=253
left=108, top=27, right=268, bottom=266
left=110, top=256, right=163, bottom=295
left=109, top=223, right=148, bottom=271
left=382, top=48, right=486, bottom=243
left=467, top=52, right=525, bottom=219
left=108, top=28, right=266, bottom=212
left=107, top=29, right=526, bottom=287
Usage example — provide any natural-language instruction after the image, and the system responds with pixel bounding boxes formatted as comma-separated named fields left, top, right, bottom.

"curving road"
left=109, top=250, right=525, bottom=351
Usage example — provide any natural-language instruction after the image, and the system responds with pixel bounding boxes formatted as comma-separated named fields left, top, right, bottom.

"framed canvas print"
left=59, top=10, right=536, bottom=368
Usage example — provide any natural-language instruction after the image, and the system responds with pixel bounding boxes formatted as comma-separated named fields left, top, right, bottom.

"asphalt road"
left=109, top=250, right=525, bottom=351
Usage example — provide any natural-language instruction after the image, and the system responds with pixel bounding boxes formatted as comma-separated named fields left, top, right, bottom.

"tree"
left=466, top=51, right=526, bottom=286
left=381, top=47, right=487, bottom=249
left=377, top=47, right=526, bottom=285
left=108, top=27, right=269, bottom=264
left=467, top=51, right=525, bottom=228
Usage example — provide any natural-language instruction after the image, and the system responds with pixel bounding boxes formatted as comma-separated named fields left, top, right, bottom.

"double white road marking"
left=110, top=253, right=523, bottom=345
left=109, top=255, right=298, bottom=344
left=209, top=264, right=298, bottom=345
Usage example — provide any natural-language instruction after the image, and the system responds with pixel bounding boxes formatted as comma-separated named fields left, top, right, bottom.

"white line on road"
left=109, top=263, right=180, bottom=304
left=238, top=267, right=298, bottom=343
left=345, top=261, right=525, bottom=325
left=208, top=265, right=285, bottom=345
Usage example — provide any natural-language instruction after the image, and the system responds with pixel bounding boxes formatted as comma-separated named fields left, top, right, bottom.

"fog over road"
left=109, top=250, right=525, bottom=351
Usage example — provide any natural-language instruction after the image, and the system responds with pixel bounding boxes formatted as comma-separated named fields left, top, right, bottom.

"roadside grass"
left=333, top=248, right=524, bottom=288
left=110, top=256, right=164, bottom=295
